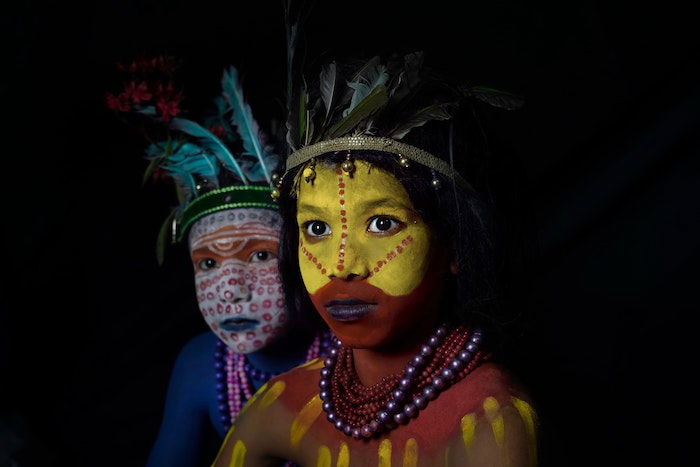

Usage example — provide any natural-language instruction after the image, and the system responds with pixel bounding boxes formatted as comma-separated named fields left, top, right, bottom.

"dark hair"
left=277, top=114, right=504, bottom=339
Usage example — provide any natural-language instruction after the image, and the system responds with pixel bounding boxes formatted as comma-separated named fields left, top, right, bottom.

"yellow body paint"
left=402, top=438, right=418, bottom=467
left=304, top=360, right=325, bottom=371
left=290, top=394, right=323, bottom=448
left=239, top=382, right=268, bottom=417
left=336, top=442, right=350, bottom=467
left=296, top=161, right=432, bottom=296
left=512, top=397, right=538, bottom=467
left=258, top=381, right=285, bottom=410
left=229, top=440, right=246, bottom=467
left=317, top=445, right=332, bottom=467
left=296, top=357, right=321, bottom=369
left=213, top=425, right=235, bottom=464
left=378, top=438, right=392, bottom=467
left=483, top=397, right=505, bottom=447
left=460, top=413, right=477, bottom=452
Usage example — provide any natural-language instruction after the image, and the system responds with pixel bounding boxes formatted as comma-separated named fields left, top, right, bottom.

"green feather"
left=142, top=139, right=169, bottom=186
left=320, top=62, right=338, bottom=122
left=142, top=154, right=164, bottom=186
left=324, top=84, right=389, bottom=139
left=298, top=87, right=307, bottom=143
left=462, top=85, right=524, bottom=110
left=155, top=209, right=176, bottom=266
left=389, top=102, right=455, bottom=139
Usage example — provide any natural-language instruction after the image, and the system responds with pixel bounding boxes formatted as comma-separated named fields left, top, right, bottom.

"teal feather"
left=145, top=142, right=165, bottom=159
left=170, top=117, right=249, bottom=185
left=160, top=142, right=200, bottom=163
left=169, top=151, right=220, bottom=180
left=343, top=64, right=389, bottom=117
left=221, top=66, right=272, bottom=184
left=246, top=153, right=278, bottom=182
left=138, top=105, right=157, bottom=117
left=160, top=142, right=221, bottom=196
left=165, top=166, right=197, bottom=198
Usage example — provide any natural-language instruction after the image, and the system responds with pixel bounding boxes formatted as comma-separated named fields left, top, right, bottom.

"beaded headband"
left=284, top=135, right=470, bottom=191
left=177, top=185, right=277, bottom=241
left=278, top=45, right=522, bottom=198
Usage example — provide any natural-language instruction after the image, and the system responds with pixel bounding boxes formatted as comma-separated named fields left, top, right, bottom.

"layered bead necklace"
left=215, top=331, right=332, bottom=432
left=320, top=325, right=486, bottom=439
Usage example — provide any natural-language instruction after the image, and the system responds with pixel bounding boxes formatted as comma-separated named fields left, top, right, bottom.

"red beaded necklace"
left=320, top=325, right=487, bottom=438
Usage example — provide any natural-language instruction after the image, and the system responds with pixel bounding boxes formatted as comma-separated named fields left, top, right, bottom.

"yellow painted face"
left=296, top=160, right=433, bottom=296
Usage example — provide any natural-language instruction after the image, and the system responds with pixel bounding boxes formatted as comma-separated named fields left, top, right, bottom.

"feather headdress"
left=107, top=59, right=279, bottom=263
left=281, top=46, right=523, bottom=192
left=286, top=51, right=523, bottom=149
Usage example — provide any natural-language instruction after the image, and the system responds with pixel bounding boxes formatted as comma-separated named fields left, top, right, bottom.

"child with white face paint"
left=189, top=208, right=287, bottom=353
left=146, top=206, right=330, bottom=467
left=104, top=60, right=333, bottom=467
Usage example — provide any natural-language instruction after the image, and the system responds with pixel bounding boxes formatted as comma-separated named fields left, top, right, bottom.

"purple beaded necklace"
left=215, top=331, right=332, bottom=432
left=319, top=325, right=484, bottom=439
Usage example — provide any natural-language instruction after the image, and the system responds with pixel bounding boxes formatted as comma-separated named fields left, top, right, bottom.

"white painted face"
left=188, top=208, right=286, bottom=353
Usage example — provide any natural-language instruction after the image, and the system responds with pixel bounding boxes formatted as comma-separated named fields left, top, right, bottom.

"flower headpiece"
left=279, top=51, right=522, bottom=193
left=107, top=58, right=280, bottom=262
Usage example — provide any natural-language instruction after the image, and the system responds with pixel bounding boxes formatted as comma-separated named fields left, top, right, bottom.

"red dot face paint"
left=297, top=162, right=447, bottom=348
left=298, top=162, right=434, bottom=296
left=190, top=209, right=287, bottom=354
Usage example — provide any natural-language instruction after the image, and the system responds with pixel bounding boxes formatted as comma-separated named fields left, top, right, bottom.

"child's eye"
left=305, top=221, right=332, bottom=237
left=250, top=251, right=277, bottom=263
left=367, top=216, right=401, bottom=233
left=198, top=258, right=217, bottom=271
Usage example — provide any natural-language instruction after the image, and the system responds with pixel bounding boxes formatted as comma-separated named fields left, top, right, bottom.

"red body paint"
left=274, top=360, right=524, bottom=460
left=309, top=256, right=445, bottom=350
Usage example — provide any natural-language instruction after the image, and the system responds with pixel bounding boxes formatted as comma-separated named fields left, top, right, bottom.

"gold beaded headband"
left=280, top=135, right=470, bottom=194
left=275, top=48, right=521, bottom=200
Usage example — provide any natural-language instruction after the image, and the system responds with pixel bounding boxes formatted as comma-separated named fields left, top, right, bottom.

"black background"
left=2, top=1, right=699, bottom=466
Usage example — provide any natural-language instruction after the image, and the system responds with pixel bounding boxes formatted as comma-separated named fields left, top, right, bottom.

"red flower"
left=156, top=55, right=177, bottom=73
left=124, top=81, right=153, bottom=105
left=137, top=57, right=157, bottom=73
left=105, top=92, right=131, bottom=112
left=156, top=95, right=181, bottom=122
left=116, top=61, right=138, bottom=73
left=210, top=124, right=226, bottom=139
left=154, top=82, right=177, bottom=96
left=152, top=81, right=182, bottom=121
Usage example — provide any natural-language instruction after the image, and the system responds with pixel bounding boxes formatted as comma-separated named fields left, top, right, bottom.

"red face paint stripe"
left=301, top=245, right=326, bottom=276
left=191, top=222, right=280, bottom=246
left=336, top=171, right=348, bottom=271
left=367, top=235, right=414, bottom=277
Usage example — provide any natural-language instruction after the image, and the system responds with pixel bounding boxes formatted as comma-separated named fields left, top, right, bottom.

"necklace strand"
left=320, top=325, right=485, bottom=439
left=215, top=330, right=332, bottom=432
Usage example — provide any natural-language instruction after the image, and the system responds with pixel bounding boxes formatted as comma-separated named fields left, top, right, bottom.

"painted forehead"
left=298, top=158, right=414, bottom=209
left=188, top=208, right=281, bottom=249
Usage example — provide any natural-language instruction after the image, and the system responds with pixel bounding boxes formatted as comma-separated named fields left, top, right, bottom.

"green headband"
left=177, top=185, right=277, bottom=241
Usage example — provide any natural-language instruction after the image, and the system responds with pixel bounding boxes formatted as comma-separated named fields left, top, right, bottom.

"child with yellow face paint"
left=213, top=53, right=536, bottom=467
